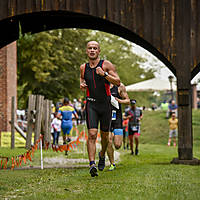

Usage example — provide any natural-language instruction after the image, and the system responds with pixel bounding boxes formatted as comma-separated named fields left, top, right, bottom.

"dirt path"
left=43, top=149, right=121, bottom=167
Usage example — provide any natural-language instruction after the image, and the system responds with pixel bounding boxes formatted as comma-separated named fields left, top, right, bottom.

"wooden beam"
left=34, top=95, right=44, bottom=144
left=26, top=95, right=36, bottom=149
left=11, top=96, right=15, bottom=149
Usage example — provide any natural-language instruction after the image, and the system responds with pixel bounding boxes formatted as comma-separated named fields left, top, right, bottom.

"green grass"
left=0, top=144, right=200, bottom=200
left=0, top=110, right=200, bottom=200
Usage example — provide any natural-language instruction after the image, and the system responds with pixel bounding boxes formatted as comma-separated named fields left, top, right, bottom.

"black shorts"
left=128, top=125, right=140, bottom=136
left=85, top=99, right=112, bottom=132
left=110, top=114, right=122, bottom=132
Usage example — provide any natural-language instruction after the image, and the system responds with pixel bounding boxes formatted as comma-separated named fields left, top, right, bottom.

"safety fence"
left=0, top=127, right=101, bottom=170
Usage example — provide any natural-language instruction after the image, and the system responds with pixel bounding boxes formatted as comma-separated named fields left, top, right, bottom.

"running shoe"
left=168, top=142, right=170, bottom=146
left=135, top=148, right=139, bottom=155
left=109, top=164, right=116, bottom=171
left=90, top=165, right=98, bottom=177
left=131, top=151, right=134, bottom=155
left=98, top=152, right=105, bottom=171
left=65, top=151, right=68, bottom=156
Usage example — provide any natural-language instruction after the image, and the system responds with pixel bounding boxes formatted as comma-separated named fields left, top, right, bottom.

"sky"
left=131, top=43, right=200, bottom=84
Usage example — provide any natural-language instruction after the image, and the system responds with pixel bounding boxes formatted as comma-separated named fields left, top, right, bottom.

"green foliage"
left=140, top=109, right=200, bottom=147
left=88, top=31, right=155, bottom=85
left=17, top=29, right=155, bottom=108
left=17, top=29, right=89, bottom=108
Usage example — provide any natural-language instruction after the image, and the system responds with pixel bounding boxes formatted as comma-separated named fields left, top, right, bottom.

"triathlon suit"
left=110, top=85, right=123, bottom=135
left=58, top=105, right=77, bottom=135
left=84, top=60, right=112, bottom=132
left=125, top=107, right=142, bottom=136
left=123, top=119, right=129, bottom=138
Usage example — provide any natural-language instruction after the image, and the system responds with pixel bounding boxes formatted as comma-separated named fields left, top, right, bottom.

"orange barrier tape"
left=0, top=127, right=102, bottom=170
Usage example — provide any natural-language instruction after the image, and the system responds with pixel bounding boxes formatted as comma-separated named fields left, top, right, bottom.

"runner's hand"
left=80, top=81, right=88, bottom=90
left=96, top=67, right=104, bottom=76
left=115, top=97, right=121, bottom=103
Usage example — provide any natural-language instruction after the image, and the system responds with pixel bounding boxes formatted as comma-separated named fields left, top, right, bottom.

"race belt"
left=86, top=97, right=96, bottom=102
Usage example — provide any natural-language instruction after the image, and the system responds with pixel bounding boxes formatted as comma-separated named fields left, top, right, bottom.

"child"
left=51, top=113, right=61, bottom=148
left=168, top=112, right=178, bottom=147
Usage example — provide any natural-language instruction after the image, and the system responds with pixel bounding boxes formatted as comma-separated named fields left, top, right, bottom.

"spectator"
left=151, top=103, right=157, bottom=111
left=74, top=98, right=82, bottom=125
left=161, top=100, right=169, bottom=111
left=51, top=113, right=61, bottom=148
left=166, top=100, right=178, bottom=118
left=168, top=112, right=178, bottom=147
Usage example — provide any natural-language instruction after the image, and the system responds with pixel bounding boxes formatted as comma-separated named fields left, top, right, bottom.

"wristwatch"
left=103, top=72, right=108, bottom=77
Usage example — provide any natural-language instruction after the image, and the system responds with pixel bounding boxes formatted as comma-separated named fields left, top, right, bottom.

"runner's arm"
left=80, top=64, right=88, bottom=91
left=116, top=83, right=130, bottom=104
left=96, top=60, right=120, bottom=86
left=74, top=111, right=79, bottom=119
left=138, top=110, right=143, bottom=121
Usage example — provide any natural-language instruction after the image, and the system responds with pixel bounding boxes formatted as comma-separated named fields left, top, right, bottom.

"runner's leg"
left=107, top=132, right=114, bottom=164
left=87, top=128, right=98, bottom=162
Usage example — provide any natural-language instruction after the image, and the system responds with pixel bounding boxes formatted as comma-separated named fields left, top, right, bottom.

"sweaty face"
left=86, top=42, right=100, bottom=60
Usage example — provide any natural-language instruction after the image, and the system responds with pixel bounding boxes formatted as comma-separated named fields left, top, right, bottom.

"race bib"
left=111, top=95, right=119, bottom=109
left=112, top=110, right=116, bottom=120
left=131, top=126, right=138, bottom=131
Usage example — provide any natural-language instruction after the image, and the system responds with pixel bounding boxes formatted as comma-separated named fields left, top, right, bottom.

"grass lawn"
left=0, top=110, right=200, bottom=200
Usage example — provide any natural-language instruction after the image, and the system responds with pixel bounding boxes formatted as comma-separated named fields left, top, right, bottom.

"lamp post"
left=168, top=75, right=174, bottom=100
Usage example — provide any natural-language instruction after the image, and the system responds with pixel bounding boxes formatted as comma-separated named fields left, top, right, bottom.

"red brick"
left=0, top=42, right=17, bottom=131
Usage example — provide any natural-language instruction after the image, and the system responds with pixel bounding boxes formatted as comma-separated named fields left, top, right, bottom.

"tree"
left=87, top=31, right=155, bottom=85
left=17, top=29, right=155, bottom=109
left=17, top=29, right=89, bottom=108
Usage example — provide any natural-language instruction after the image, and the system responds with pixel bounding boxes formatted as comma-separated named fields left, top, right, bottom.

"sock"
left=90, top=161, right=95, bottom=166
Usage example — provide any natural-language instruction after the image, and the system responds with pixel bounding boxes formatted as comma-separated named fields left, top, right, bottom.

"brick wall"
left=0, top=42, right=17, bottom=131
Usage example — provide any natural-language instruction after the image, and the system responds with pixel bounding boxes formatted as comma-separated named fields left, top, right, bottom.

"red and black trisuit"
left=84, top=60, right=112, bottom=132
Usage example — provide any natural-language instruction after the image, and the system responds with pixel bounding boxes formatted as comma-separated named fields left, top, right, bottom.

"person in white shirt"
left=51, top=114, right=61, bottom=147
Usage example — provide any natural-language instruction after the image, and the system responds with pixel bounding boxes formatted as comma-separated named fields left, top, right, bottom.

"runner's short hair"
left=63, top=97, right=69, bottom=104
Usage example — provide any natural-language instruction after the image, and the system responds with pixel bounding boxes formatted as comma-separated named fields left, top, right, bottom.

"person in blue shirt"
left=57, top=97, right=78, bottom=155
left=167, top=100, right=178, bottom=118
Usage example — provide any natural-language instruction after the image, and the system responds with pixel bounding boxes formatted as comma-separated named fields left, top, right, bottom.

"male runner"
left=80, top=41, right=120, bottom=177
left=107, top=83, right=130, bottom=170
left=124, top=99, right=143, bottom=155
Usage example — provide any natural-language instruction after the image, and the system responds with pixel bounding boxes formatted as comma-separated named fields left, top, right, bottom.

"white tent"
left=125, top=77, right=177, bottom=92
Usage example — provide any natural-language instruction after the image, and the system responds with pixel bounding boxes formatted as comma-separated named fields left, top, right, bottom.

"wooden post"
left=26, top=95, right=36, bottom=149
left=171, top=0, right=199, bottom=164
left=43, top=100, right=47, bottom=147
left=43, top=99, right=52, bottom=148
left=34, top=95, right=44, bottom=145
left=48, top=100, right=52, bottom=145
left=192, top=84, right=197, bottom=109
left=11, top=96, right=15, bottom=149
